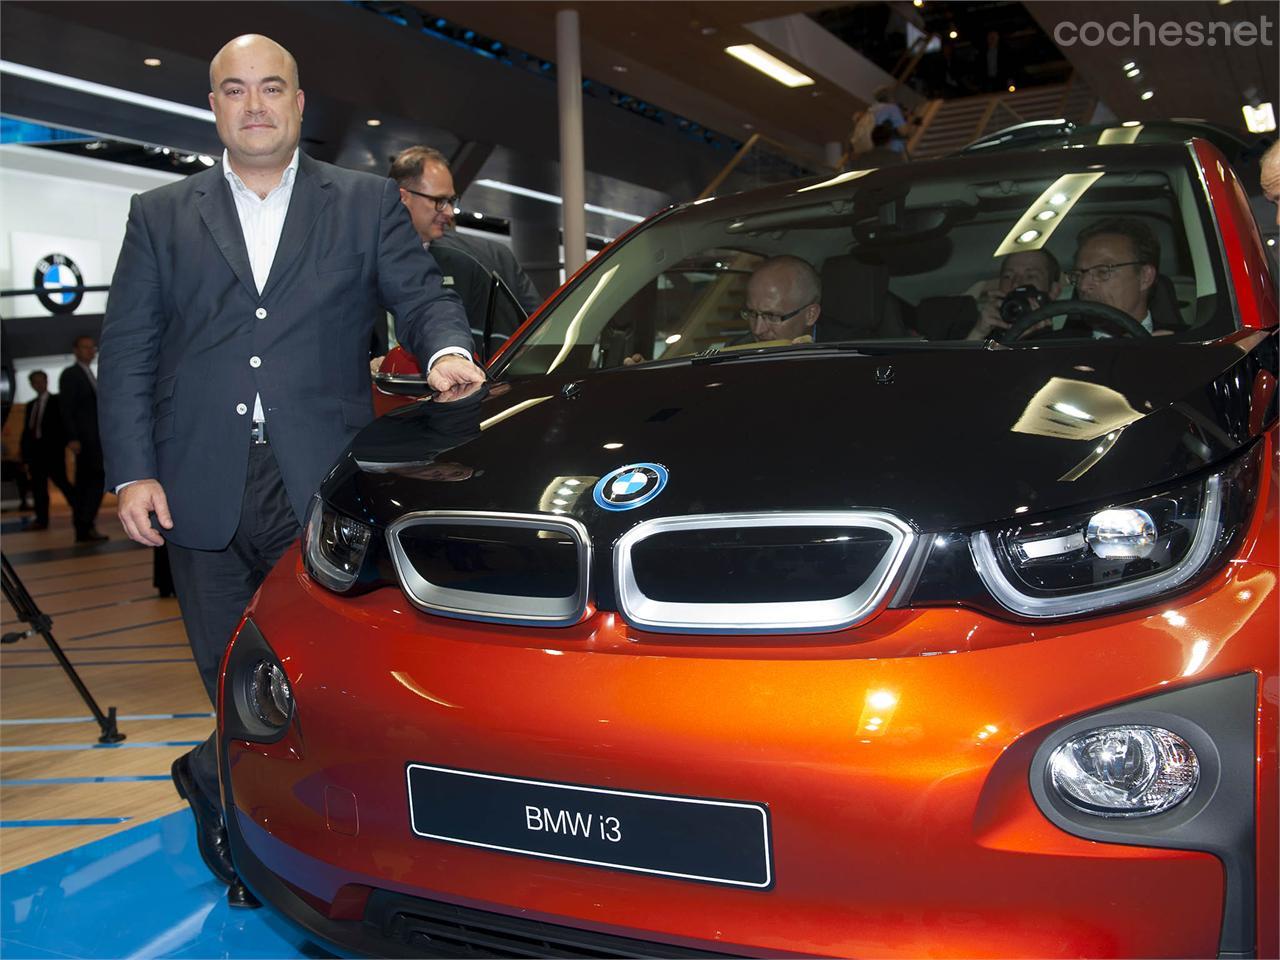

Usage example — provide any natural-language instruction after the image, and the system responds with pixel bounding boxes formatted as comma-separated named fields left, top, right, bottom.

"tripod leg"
left=3, top=553, right=125, bottom=744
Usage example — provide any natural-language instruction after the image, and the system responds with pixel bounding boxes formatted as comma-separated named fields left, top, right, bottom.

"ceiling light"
left=1126, top=68, right=1141, bottom=78
left=995, top=172, right=1104, bottom=258
left=472, top=178, right=644, bottom=223
left=472, top=211, right=483, bottom=219
left=612, top=65, right=627, bottom=73
left=1036, top=210, right=1057, bottom=221
left=723, top=44, right=814, bottom=88
left=1242, top=102, right=1277, bottom=133
left=1140, top=90, right=1154, bottom=101
left=1007, top=84, right=1016, bottom=93
left=700, top=26, right=717, bottom=36
left=0, top=59, right=215, bottom=123
left=603, top=442, right=624, bottom=450
left=1122, top=120, right=1141, bottom=127
left=366, top=118, right=381, bottom=127
left=198, top=154, right=215, bottom=166
left=914, top=0, right=924, bottom=6
left=143, top=58, right=162, bottom=67
left=948, top=30, right=958, bottom=39
left=1122, top=61, right=1136, bottom=71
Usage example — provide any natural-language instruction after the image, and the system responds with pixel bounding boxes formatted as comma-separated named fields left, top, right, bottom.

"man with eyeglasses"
left=739, top=255, right=822, bottom=344
left=1068, top=217, right=1168, bottom=335
left=389, top=146, right=541, bottom=351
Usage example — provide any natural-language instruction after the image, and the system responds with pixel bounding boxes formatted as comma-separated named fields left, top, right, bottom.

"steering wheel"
left=1004, top=300, right=1152, bottom=341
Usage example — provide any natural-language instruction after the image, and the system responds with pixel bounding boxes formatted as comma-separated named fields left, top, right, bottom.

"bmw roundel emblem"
left=33, top=253, right=84, bottom=316
left=593, top=462, right=669, bottom=512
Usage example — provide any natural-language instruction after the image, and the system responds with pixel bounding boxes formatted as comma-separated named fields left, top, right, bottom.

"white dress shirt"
left=223, top=148, right=299, bottom=422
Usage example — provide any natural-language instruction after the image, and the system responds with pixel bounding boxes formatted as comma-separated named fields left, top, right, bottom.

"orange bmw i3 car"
left=219, top=123, right=1277, bottom=958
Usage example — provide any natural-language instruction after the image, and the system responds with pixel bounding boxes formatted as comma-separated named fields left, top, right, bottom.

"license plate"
left=406, top=764, right=773, bottom=889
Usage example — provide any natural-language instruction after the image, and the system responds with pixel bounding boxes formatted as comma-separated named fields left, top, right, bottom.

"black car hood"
left=331, top=332, right=1276, bottom=538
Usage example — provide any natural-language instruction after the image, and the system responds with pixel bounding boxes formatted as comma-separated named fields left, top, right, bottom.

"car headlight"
left=1048, top=725, right=1199, bottom=817
left=303, top=495, right=374, bottom=592
left=966, top=447, right=1259, bottom=618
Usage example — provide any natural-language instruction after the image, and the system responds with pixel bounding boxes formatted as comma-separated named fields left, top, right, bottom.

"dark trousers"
left=167, top=443, right=301, bottom=804
left=70, top=445, right=105, bottom=537
left=27, top=448, right=74, bottom=525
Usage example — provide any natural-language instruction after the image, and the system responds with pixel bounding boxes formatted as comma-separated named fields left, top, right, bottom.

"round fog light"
left=1049, top=725, right=1197, bottom=817
left=248, top=659, right=293, bottom=728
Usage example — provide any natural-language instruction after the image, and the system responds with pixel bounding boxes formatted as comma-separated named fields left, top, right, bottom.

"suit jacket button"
left=236, top=403, right=248, bottom=415
left=255, top=307, right=268, bottom=320
left=249, top=356, right=262, bottom=368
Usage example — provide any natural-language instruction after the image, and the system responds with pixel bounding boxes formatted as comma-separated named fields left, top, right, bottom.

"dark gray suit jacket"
left=99, top=153, right=473, bottom=550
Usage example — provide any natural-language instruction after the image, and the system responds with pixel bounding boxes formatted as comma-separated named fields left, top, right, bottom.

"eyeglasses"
left=402, top=187, right=459, bottom=212
left=740, top=303, right=815, bottom=326
left=1066, top=261, right=1143, bottom=285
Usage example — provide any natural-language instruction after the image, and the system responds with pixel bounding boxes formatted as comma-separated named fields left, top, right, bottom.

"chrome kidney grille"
left=614, top=512, right=916, bottom=633
left=388, top=510, right=914, bottom=633
left=387, top=512, right=592, bottom=626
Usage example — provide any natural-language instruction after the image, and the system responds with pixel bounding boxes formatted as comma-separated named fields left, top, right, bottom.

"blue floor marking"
left=1, top=818, right=132, bottom=828
left=1, top=713, right=212, bottom=726
left=4, top=659, right=195, bottom=669
left=1, top=741, right=203, bottom=753
left=3, top=776, right=172, bottom=786
left=0, top=811, right=336, bottom=958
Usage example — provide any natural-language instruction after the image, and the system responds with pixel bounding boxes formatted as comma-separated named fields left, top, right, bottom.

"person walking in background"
left=60, top=336, right=107, bottom=543
left=21, top=370, right=74, bottom=530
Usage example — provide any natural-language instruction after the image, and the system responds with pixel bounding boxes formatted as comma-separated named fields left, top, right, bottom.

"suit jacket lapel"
left=260, top=153, right=331, bottom=301
left=195, top=165, right=258, bottom=300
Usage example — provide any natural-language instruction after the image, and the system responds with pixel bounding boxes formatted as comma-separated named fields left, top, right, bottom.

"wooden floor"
left=1, top=496, right=209, bottom=872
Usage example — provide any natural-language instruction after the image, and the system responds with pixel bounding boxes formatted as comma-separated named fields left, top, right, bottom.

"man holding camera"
left=965, top=249, right=1062, bottom=340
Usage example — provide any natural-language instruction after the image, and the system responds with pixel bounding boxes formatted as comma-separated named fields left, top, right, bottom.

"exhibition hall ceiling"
left=0, top=0, right=1275, bottom=221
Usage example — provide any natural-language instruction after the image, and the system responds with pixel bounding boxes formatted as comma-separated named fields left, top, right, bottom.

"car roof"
left=958, top=119, right=1256, bottom=161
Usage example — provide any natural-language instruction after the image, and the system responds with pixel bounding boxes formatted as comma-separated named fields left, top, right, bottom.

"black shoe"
left=226, top=879, right=261, bottom=909
left=170, top=752, right=237, bottom=885
left=26, top=521, right=48, bottom=531
left=75, top=529, right=109, bottom=543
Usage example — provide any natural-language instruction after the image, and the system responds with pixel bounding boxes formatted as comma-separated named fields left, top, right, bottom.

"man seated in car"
left=1068, top=217, right=1175, bottom=336
left=738, top=255, right=822, bottom=344
left=964, top=249, right=1063, bottom=340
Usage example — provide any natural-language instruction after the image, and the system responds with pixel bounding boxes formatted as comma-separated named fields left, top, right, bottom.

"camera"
left=1000, top=285, right=1046, bottom=325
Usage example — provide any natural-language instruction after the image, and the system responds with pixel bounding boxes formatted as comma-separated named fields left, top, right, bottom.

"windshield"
left=497, top=150, right=1235, bottom=380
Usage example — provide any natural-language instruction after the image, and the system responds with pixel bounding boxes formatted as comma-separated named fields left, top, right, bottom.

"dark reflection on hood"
left=353, top=385, right=487, bottom=480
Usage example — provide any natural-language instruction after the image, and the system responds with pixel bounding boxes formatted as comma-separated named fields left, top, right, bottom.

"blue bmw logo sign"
left=34, top=253, right=84, bottom=316
left=593, top=462, right=669, bottom=512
